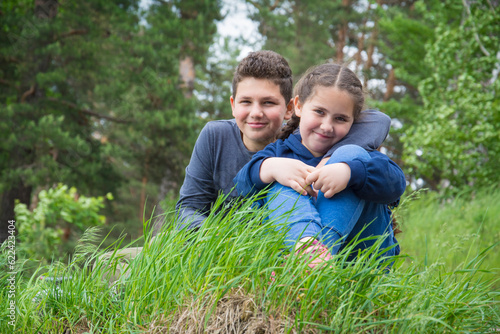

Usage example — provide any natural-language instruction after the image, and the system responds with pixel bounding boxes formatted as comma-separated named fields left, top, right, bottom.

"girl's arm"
left=344, top=150, right=406, bottom=204
left=260, top=158, right=316, bottom=196
left=234, top=145, right=316, bottom=197
left=308, top=151, right=405, bottom=204
left=233, top=145, right=278, bottom=197
left=309, top=110, right=403, bottom=204
left=306, top=151, right=406, bottom=204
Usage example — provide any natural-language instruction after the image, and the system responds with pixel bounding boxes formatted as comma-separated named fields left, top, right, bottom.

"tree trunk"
left=151, top=5, right=197, bottom=233
left=337, top=22, right=347, bottom=62
left=139, top=174, right=148, bottom=228
left=35, top=0, right=58, bottom=19
left=0, top=183, right=32, bottom=243
left=384, top=68, right=396, bottom=101
left=355, top=19, right=367, bottom=71
left=139, top=155, right=149, bottom=228
left=336, top=0, right=350, bottom=62
left=179, top=56, right=195, bottom=98
left=364, top=20, right=378, bottom=87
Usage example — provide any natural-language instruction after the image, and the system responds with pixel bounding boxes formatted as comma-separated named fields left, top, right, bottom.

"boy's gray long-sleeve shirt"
left=174, top=110, right=391, bottom=231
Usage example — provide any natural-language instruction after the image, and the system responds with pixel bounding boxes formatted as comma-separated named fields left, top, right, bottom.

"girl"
left=233, top=63, right=405, bottom=267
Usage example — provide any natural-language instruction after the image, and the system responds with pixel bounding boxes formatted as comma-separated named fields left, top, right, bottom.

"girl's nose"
left=320, top=121, right=334, bottom=133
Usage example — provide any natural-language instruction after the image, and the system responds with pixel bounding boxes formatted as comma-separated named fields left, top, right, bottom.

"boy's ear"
left=230, top=96, right=236, bottom=117
left=293, top=96, right=302, bottom=117
left=284, top=98, right=294, bottom=120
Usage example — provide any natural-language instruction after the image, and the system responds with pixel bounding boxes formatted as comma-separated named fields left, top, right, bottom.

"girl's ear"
left=293, top=96, right=302, bottom=117
left=284, top=98, right=294, bottom=120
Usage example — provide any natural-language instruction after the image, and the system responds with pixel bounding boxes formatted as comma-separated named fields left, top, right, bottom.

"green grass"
left=2, top=190, right=499, bottom=333
left=396, top=187, right=500, bottom=285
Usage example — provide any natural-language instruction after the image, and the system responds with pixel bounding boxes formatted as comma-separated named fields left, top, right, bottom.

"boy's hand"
left=306, top=163, right=351, bottom=198
left=260, top=158, right=316, bottom=196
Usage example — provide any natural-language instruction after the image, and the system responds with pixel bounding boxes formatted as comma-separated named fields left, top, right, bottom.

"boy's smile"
left=231, top=78, right=293, bottom=152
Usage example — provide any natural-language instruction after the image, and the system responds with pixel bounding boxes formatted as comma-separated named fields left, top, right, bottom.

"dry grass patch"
left=147, top=288, right=318, bottom=334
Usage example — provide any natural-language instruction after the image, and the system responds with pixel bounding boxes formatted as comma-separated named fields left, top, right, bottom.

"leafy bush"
left=14, top=183, right=112, bottom=264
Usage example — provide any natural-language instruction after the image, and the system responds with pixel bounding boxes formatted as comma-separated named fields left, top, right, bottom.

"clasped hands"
left=260, top=157, right=351, bottom=198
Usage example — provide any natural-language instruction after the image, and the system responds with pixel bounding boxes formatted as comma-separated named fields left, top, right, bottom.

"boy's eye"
left=263, top=101, right=276, bottom=105
left=314, top=109, right=325, bottom=115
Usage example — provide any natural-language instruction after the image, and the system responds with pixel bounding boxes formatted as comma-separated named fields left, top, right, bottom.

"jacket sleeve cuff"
left=249, top=159, right=270, bottom=190
left=344, top=159, right=367, bottom=190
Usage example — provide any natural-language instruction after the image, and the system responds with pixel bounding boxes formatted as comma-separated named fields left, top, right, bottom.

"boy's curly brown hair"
left=232, top=50, right=293, bottom=104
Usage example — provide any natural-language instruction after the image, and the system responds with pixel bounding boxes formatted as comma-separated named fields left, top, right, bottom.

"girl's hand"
left=260, top=158, right=316, bottom=196
left=306, top=163, right=351, bottom=198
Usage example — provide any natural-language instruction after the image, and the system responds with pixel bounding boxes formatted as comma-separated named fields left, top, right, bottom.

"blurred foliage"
left=401, top=0, right=500, bottom=193
left=14, top=184, right=111, bottom=264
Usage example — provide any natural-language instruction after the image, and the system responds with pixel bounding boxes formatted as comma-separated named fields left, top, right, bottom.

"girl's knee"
left=327, top=145, right=370, bottom=164
left=268, top=182, right=294, bottom=197
left=266, top=182, right=305, bottom=205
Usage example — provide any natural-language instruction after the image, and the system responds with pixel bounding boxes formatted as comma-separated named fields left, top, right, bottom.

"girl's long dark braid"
left=277, top=114, right=300, bottom=140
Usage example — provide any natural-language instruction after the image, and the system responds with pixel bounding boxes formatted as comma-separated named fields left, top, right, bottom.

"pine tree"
left=0, top=0, right=136, bottom=242
left=0, top=0, right=224, bottom=243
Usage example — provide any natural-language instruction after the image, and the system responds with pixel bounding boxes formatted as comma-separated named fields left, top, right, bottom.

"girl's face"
left=231, top=78, right=293, bottom=152
left=294, top=86, right=355, bottom=157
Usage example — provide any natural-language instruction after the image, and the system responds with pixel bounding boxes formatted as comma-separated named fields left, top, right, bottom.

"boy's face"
left=231, top=78, right=293, bottom=152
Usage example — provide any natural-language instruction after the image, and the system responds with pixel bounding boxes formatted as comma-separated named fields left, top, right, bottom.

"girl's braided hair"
left=278, top=63, right=365, bottom=140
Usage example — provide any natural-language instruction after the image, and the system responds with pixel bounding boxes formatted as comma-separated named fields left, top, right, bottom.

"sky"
left=216, top=0, right=261, bottom=59
left=140, top=0, right=260, bottom=59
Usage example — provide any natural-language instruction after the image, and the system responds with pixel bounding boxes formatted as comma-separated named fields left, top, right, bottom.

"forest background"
left=1, top=0, right=499, bottom=263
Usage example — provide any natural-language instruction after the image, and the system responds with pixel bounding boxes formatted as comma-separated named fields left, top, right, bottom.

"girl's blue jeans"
left=265, top=145, right=399, bottom=258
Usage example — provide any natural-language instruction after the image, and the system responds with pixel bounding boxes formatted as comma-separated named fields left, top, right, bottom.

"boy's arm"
left=325, top=109, right=391, bottom=156
left=175, top=125, right=218, bottom=230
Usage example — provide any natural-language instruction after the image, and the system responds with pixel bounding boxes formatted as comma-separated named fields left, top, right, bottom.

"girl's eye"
left=336, top=116, right=347, bottom=122
left=314, top=110, right=325, bottom=115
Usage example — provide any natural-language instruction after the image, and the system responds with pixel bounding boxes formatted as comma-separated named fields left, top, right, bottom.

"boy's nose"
left=249, top=104, right=264, bottom=118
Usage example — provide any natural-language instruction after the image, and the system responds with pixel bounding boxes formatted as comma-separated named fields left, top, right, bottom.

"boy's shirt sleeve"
left=234, top=143, right=278, bottom=197
left=325, top=109, right=391, bottom=156
left=175, top=124, right=217, bottom=230
left=343, top=150, right=406, bottom=205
